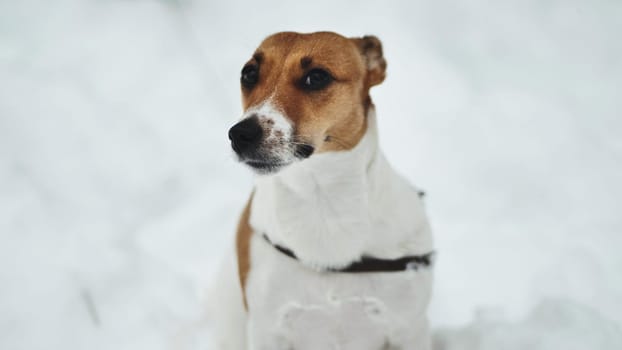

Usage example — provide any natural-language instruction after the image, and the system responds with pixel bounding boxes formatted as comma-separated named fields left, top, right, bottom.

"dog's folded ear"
left=351, top=35, right=387, bottom=87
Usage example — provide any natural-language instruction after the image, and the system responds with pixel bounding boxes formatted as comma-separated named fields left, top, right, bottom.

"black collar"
left=262, top=234, right=435, bottom=273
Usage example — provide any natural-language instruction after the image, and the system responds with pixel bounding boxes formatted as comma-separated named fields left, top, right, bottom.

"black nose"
left=228, top=116, right=263, bottom=155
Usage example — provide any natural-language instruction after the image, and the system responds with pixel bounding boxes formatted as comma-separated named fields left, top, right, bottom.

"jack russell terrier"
left=208, top=31, right=434, bottom=350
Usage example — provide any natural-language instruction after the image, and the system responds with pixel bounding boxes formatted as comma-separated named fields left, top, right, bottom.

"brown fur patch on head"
left=240, top=31, right=387, bottom=153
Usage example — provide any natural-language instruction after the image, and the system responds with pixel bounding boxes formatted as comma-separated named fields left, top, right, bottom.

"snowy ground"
left=1, top=0, right=621, bottom=349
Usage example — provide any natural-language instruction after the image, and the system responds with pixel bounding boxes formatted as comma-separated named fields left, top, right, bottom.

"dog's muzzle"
left=228, top=114, right=315, bottom=174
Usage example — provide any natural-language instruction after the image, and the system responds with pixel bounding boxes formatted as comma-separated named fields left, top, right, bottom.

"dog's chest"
left=245, top=235, right=433, bottom=350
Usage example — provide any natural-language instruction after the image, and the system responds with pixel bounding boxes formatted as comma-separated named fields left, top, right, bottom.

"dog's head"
left=228, top=31, right=386, bottom=174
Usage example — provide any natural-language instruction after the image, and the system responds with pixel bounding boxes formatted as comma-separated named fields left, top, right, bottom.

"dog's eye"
left=241, top=65, right=259, bottom=88
left=301, top=69, right=333, bottom=91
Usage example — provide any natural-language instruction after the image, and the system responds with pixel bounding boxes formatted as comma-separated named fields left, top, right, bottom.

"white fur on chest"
left=245, top=112, right=434, bottom=349
left=245, top=235, right=433, bottom=350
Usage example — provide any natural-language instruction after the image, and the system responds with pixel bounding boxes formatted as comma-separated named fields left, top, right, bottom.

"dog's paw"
left=273, top=297, right=391, bottom=350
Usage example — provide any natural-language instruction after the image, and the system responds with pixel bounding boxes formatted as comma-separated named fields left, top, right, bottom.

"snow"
left=1, top=0, right=621, bottom=349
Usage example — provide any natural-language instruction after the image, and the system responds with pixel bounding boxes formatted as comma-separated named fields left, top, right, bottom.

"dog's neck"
left=249, top=109, right=433, bottom=270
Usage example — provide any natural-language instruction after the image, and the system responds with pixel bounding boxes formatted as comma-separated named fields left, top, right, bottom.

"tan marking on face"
left=240, top=31, right=386, bottom=153
left=236, top=193, right=254, bottom=310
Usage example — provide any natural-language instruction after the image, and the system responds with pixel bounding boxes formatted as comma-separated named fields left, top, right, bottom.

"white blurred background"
left=1, top=0, right=621, bottom=349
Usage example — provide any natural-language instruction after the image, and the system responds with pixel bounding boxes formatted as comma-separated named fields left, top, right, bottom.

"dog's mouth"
left=236, top=143, right=315, bottom=175
left=242, top=158, right=292, bottom=174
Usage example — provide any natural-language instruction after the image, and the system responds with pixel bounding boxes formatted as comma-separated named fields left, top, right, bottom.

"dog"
left=208, top=31, right=434, bottom=350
